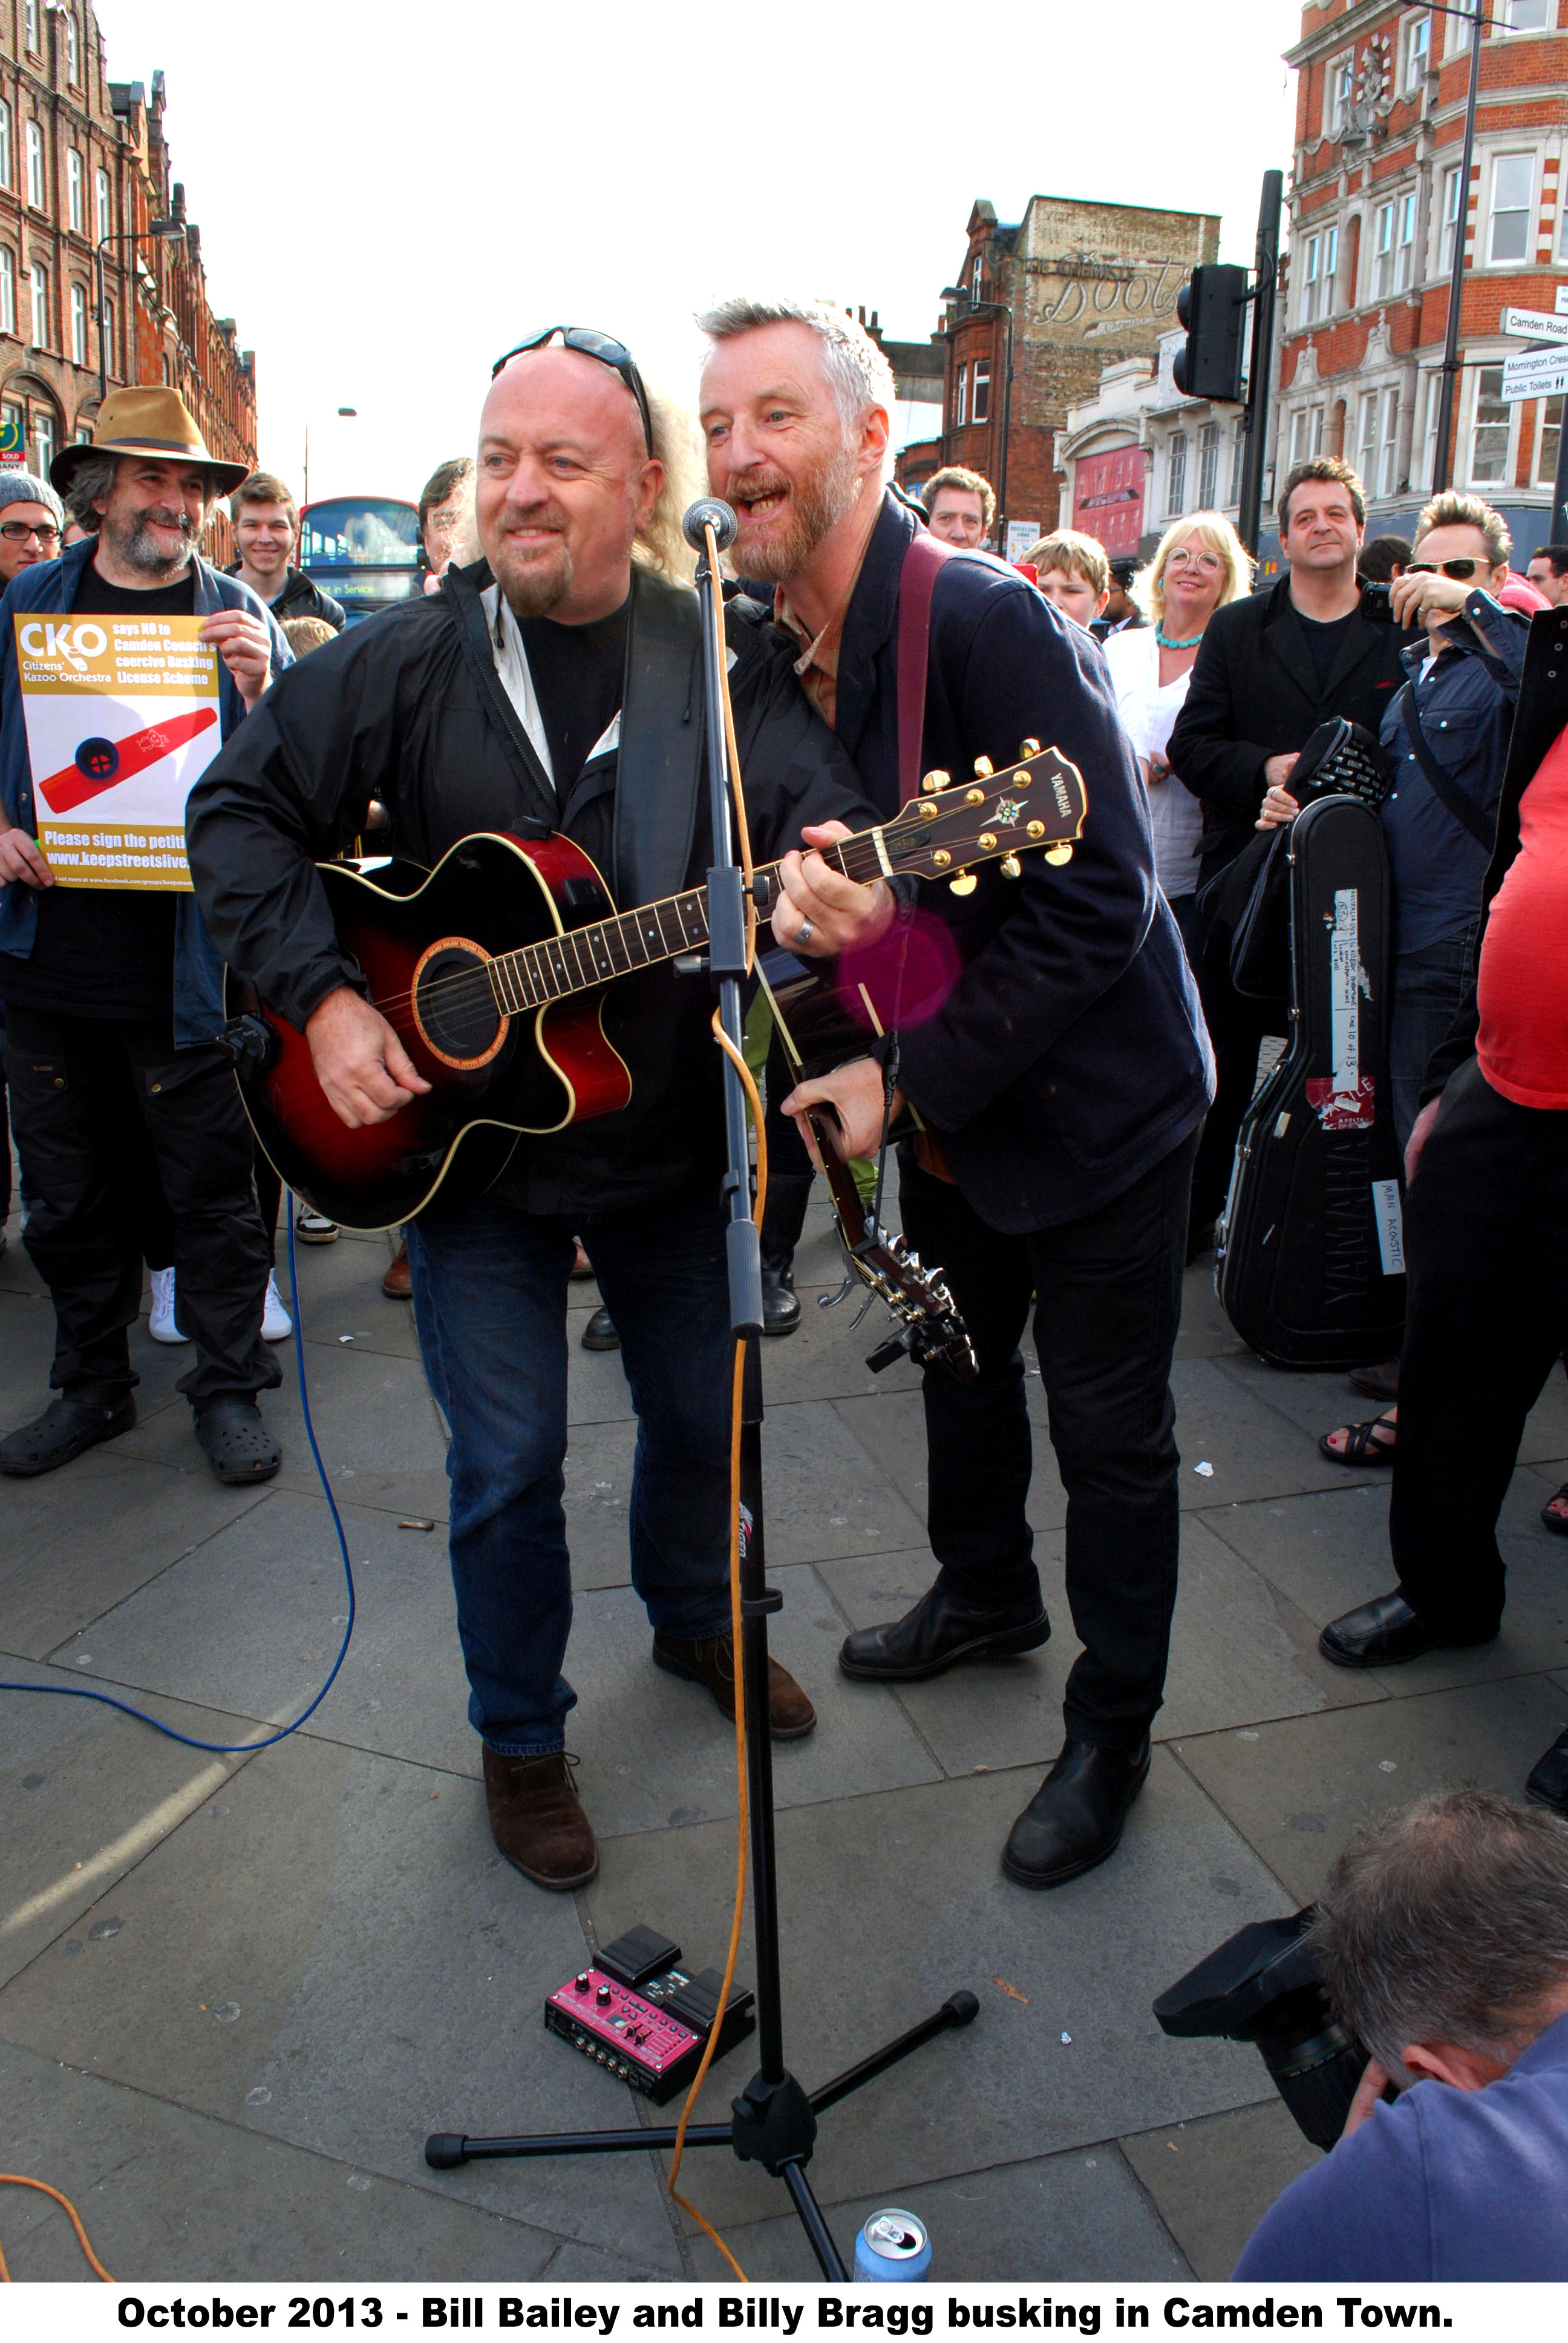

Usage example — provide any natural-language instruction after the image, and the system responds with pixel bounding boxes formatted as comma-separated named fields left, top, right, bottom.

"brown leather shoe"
left=652, top=1630, right=816, bottom=1739
left=382, top=1241, right=412, bottom=1299
left=482, top=1748, right=598, bottom=1889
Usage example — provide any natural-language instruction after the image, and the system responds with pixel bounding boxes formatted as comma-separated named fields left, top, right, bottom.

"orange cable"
left=0, top=2176, right=114, bottom=2282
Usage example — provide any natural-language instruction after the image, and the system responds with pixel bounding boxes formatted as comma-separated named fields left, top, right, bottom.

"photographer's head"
left=1313, top=1788, right=1568, bottom=2092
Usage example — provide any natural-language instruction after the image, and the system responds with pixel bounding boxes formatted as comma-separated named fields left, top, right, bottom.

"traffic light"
left=1174, top=264, right=1248, bottom=403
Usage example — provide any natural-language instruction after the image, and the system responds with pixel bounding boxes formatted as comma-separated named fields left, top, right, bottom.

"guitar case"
left=1215, top=794, right=1406, bottom=1369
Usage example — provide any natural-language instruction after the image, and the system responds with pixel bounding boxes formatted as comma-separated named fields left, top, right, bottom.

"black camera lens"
left=1256, top=1998, right=1367, bottom=2151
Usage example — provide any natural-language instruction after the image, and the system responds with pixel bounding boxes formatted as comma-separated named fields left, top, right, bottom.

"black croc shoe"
left=0, top=1393, right=136, bottom=1477
left=194, top=1398, right=281, bottom=1486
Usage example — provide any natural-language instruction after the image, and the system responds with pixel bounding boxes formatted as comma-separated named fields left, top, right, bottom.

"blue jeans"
left=1388, top=924, right=1478, bottom=1153
left=406, top=1189, right=736, bottom=1754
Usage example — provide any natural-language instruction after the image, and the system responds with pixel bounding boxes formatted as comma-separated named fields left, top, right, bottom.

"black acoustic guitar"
left=227, top=743, right=1087, bottom=1230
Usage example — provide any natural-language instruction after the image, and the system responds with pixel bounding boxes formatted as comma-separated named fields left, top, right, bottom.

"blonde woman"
left=1103, top=511, right=1253, bottom=948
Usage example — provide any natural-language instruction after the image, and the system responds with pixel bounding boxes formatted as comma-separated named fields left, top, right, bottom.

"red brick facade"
left=0, top=2, right=256, bottom=550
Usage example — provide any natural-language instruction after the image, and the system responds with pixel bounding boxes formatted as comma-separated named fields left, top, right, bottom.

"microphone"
left=682, top=497, right=738, bottom=552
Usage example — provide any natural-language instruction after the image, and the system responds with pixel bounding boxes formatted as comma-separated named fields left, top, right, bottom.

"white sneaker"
left=261, top=1270, right=293, bottom=1342
left=294, top=1205, right=339, bottom=1244
left=148, top=1265, right=190, bottom=1344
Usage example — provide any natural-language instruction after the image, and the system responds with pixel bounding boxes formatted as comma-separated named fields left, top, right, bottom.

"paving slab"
left=1174, top=1265, right=1249, bottom=1361
left=582, top=1757, right=1288, bottom=2233
left=1120, top=2098, right=1320, bottom=2281
left=0, top=1732, right=681, bottom=2265
left=1202, top=1468, right=1568, bottom=1696
left=1170, top=1674, right=1568, bottom=1904
left=0, top=1665, right=266, bottom=1988
left=832, top=1386, right=1068, bottom=1535
left=685, top=2141, right=1192, bottom=2282
left=0, top=2037, right=563, bottom=2281
left=1166, top=1357, right=1383, bottom=1509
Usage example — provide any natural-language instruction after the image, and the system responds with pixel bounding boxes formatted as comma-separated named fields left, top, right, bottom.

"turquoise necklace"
left=1155, top=627, right=1203, bottom=649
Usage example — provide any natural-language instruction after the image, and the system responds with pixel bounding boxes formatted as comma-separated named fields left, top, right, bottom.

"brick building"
left=0, top=1, right=255, bottom=531
left=1057, top=336, right=1250, bottom=565
left=892, top=194, right=1221, bottom=552
left=1277, top=0, right=1567, bottom=554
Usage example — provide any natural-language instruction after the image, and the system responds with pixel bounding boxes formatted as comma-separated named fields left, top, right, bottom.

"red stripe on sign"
left=39, top=706, right=218, bottom=813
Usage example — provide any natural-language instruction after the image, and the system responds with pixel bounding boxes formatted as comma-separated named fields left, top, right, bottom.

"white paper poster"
left=18, top=611, right=222, bottom=890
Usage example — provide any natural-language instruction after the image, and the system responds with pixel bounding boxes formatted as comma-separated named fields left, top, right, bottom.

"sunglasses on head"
left=490, top=326, right=653, bottom=458
left=1406, top=557, right=1484, bottom=580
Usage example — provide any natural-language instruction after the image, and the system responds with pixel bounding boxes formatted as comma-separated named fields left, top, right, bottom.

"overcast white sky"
left=94, top=0, right=1302, bottom=508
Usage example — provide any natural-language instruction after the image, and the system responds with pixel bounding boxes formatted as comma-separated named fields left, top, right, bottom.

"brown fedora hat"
left=50, top=384, right=250, bottom=498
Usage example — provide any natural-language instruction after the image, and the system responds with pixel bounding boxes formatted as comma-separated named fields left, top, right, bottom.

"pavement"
left=4, top=1184, right=1568, bottom=2286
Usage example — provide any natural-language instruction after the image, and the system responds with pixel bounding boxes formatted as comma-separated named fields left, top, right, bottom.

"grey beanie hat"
left=0, top=470, right=64, bottom=525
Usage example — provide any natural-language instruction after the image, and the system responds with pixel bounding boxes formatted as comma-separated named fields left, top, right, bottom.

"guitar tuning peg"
left=973, top=755, right=993, bottom=778
left=1020, top=738, right=1041, bottom=758
left=999, top=855, right=1022, bottom=880
left=922, top=769, right=950, bottom=793
left=949, top=871, right=978, bottom=896
left=1045, top=844, right=1074, bottom=867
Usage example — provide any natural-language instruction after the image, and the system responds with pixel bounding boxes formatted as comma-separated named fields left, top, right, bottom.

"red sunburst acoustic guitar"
left=226, top=741, right=1088, bottom=1231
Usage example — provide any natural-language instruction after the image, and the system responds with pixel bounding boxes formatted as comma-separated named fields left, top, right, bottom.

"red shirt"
left=1477, top=718, right=1568, bottom=1109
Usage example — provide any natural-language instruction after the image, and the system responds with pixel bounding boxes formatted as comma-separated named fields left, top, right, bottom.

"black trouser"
left=1393, top=1057, right=1568, bottom=1638
left=1190, top=959, right=1282, bottom=1229
left=3, top=1006, right=279, bottom=1411
left=899, top=1124, right=1199, bottom=1749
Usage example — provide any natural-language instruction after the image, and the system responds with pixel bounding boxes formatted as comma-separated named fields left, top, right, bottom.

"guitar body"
left=228, top=833, right=630, bottom=1230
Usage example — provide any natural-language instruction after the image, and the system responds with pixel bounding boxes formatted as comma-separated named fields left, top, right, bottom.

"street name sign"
left=1503, top=306, right=1568, bottom=345
left=1501, top=346, right=1568, bottom=402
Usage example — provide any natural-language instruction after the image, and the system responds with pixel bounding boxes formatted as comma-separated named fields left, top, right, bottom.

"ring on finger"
left=798, top=919, right=814, bottom=945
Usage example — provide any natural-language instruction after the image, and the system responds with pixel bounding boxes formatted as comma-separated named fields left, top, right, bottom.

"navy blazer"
left=836, top=493, right=1213, bottom=1234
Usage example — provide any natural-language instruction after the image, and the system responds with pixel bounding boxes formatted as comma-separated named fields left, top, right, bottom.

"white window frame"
left=1379, top=385, right=1400, bottom=497
left=1357, top=391, right=1379, bottom=491
left=1403, top=13, right=1431, bottom=86
left=1497, top=0, right=1552, bottom=28
left=32, top=408, right=53, bottom=477
left=66, top=148, right=82, bottom=234
left=1537, top=394, right=1563, bottom=484
left=971, top=359, right=990, bottom=425
left=28, top=262, right=46, bottom=349
left=1488, top=152, right=1535, bottom=264
left=1395, top=192, right=1417, bottom=290
left=1301, top=234, right=1321, bottom=324
left=1440, top=166, right=1463, bottom=275
left=25, top=120, right=44, bottom=212
left=95, top=166, right=109, bottom=245
left=1371, top=202, right=1396, bottom=299
left=65, top=11, right=79, bottom=79
left=69, top=280, right=85, bottom=365
left=1468, top=362, right=1515, bottom=485
left=1448, top=0, right=1477, bottom=50
left=1198, top=421, right=1221, bottom=508
left=102, top=293, right=114, bottom=377
left=0, top=103, right=12, bottom=194
left=1167, top=430, right=1188, bottom=517
left=1327, top=51, right=1355, bottom=136
left=22, top=0, right=38, bottom=51
left=0, top=249, right=15, bottom=338
left=1229, top=418, right=1245, bottom=507
left=1322, top=226, right=1339, bottom=316
left=954, top=362, right=967, bottom=429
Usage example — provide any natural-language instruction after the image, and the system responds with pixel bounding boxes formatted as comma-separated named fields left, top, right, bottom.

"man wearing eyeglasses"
left=0, top=471, right=63, bottom=584
left=186, top=328, right=892, bottom=1893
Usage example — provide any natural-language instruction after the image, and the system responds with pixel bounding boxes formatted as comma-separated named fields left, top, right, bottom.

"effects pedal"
left=544, top=1922, right=756, bottom=2105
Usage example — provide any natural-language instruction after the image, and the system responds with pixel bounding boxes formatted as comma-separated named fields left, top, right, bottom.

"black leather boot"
left=760, top=1174, right=812, bottom=1337
left=839, top=1581, right=1050, bottom=1682
left=1002, top=1737, right=1152, bottom=1889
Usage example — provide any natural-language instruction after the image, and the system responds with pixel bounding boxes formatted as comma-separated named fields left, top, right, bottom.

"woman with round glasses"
left=1103, top=511, right=1253, bottom=952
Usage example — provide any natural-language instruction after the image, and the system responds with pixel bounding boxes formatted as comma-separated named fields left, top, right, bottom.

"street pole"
left=997, top=300, right=1013, bottom=548
left=1431, top=0, right=1486, bottom=493
left=1552, top=393, right=1568, bottom=540
left=1237, top=169, right=1283, bottom=559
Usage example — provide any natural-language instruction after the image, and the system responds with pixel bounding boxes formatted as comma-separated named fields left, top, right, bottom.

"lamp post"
left=95, top=215, right=189, bottom=404
left=939, top=286, right=1014, bottom=546
left=302, top=407, right=358, bottom=508
left=1429, top=0, right=1488, bottom=494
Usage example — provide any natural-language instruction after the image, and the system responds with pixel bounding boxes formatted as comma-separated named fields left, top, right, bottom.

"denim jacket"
left=0, top=538, right=291, bottom=1045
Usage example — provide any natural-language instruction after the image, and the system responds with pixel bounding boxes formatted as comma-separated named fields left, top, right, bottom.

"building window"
left=1166, top=431, right=1188, bottom=517
left=1198, top=421, right=1221, bottom=508
left=28, top=262, right=46, bottom=348
left=70, top=280, right=85, bottom=365
left=1371, top=203, right=1395, bottom=298
left=971, top=360, right=990, bottom=425
left=1327, top=51, right=1354, bottom=136
left=67, top=148, right=82, bottom=234
left=954, top=362, right=967, bottom=428
left=65, top=11, right=79, bottom=78
left=22, top=0, right=38, bottom=51
left=102, top=295, right=114, bottom=376
left=1538, top=395, right=1563, bottom=484
left=1301, top=234, right=1320, bottom=324
left=1449, top=0, right=1475, bottom=50
left=1357, top=392, right=1379, bottom=491
left=33, top=407, right=53, bottom=476
left=970, top=254, right=982, bottom=303
left=1419, top=372, right=1442, bottom=491
left=1322, top=226, right=1338, bottom=315
left=1469, top=365, right=1512, bottom=482
left=1440, top=166, right=1463, bottom=274
left=0, top=103, right=11, bottom=193
left=1395, top=192, right=1417, bottom=290
left=1561, top=198, right=1568, bottom=261
left=96, top=167, right=109, bottom=244
left=1379, top=385, right=1400, bottom=496
left=25, top=121, right=44, bottom=212
left=0, top=249, right=13, bottom=337
left=1229, top=418, right=1246, bottom=506
left=1489, top=154, right=1535, bottom=263
left=1403, top=13, right=1431, bottom=85
left=1498, top=0, right=1551, bottom=27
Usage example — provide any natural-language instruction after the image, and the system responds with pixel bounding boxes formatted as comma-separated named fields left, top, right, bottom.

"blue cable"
left=0, top=1196, right=359, bottom=1753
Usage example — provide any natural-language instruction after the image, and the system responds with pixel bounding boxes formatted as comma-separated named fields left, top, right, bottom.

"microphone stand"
left=423, top=501, right=978, bottom=2281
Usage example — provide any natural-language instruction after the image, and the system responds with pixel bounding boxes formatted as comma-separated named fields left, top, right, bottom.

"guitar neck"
left=484, top=836, right=880, bottom=1015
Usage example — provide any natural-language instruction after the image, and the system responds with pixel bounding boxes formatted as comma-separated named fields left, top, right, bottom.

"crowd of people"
left=5, top=312, right=1568, bottom=2280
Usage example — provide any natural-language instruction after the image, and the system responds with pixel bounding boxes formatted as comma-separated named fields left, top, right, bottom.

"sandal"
left=194, top=1398, right=281, bottom=1486
left=1542, top=1484, right=1568, bottom=1539
left=1318, top=1412, right=1397, bottom=1467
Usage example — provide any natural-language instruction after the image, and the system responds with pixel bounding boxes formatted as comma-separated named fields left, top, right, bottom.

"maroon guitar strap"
left=896, top=527, right=953, bottom=805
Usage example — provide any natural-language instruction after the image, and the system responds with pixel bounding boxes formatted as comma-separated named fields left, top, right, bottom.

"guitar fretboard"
left=484, top=833, right=886, bottom=1014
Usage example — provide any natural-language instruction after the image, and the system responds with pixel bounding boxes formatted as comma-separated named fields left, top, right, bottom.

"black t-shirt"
left=515, top=598, right=629, bottom=798
left=1297, top=608, right=1356, bottom=693
left=0, top=566, right=196, bottom=1019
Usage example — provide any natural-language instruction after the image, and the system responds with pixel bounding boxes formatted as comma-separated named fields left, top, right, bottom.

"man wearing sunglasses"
left=0, top=472, right=63, bottom=586
left=187, top=329, right=892, bottom=1893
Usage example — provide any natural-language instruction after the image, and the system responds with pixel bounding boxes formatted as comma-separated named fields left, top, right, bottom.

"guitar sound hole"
left=411, top=937, right=508, bottom=1069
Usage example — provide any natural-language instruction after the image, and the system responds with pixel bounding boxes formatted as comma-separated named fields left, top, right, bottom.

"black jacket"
left=226, top=562, right=347, bottom=633
left=835, top=492, right=1212, bottom=1234
left=1168, top=572, right=1411, bottom=882
left=1422, top=602, right=1568, bottom=1102
left=186, top=558, right=878, bottom=1218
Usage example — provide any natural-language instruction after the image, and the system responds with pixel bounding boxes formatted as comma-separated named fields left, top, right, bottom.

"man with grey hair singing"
left=1236, top=1789, right=1568, bottom=2278
left=187, top=329, right=893, bottom=1892
left=700, top=297, right=1213, bottom=1889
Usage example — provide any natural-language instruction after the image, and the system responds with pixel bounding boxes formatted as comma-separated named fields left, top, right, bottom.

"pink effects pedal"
left=543, top=1925, right=756, bottom=2104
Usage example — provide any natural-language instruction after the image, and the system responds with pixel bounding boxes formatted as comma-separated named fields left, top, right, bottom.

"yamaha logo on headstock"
left=895, top=738, right=1089, bottom=891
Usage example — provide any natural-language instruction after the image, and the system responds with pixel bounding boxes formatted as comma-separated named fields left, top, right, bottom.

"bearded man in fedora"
left=0, top=386, right=292, bottom=1487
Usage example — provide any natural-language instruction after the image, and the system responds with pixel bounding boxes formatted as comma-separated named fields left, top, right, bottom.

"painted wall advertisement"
left=17, top=612, right=221, bottom=890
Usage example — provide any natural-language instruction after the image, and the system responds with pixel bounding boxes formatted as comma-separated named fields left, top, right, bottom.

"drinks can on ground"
left=854, top=2209, right=930, bottom=2281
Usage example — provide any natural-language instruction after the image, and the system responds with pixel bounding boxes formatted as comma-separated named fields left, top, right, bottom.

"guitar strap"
left=896, top=527, right=953, bottom=805
left=611, top=566, right=706, bottom=911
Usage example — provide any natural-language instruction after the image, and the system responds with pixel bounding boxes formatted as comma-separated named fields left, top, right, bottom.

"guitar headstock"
left=881, top=740, right=1088, bottom=891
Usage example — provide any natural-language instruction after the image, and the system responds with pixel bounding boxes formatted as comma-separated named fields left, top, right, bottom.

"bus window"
left=298, top=496, right=423, bottom=622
